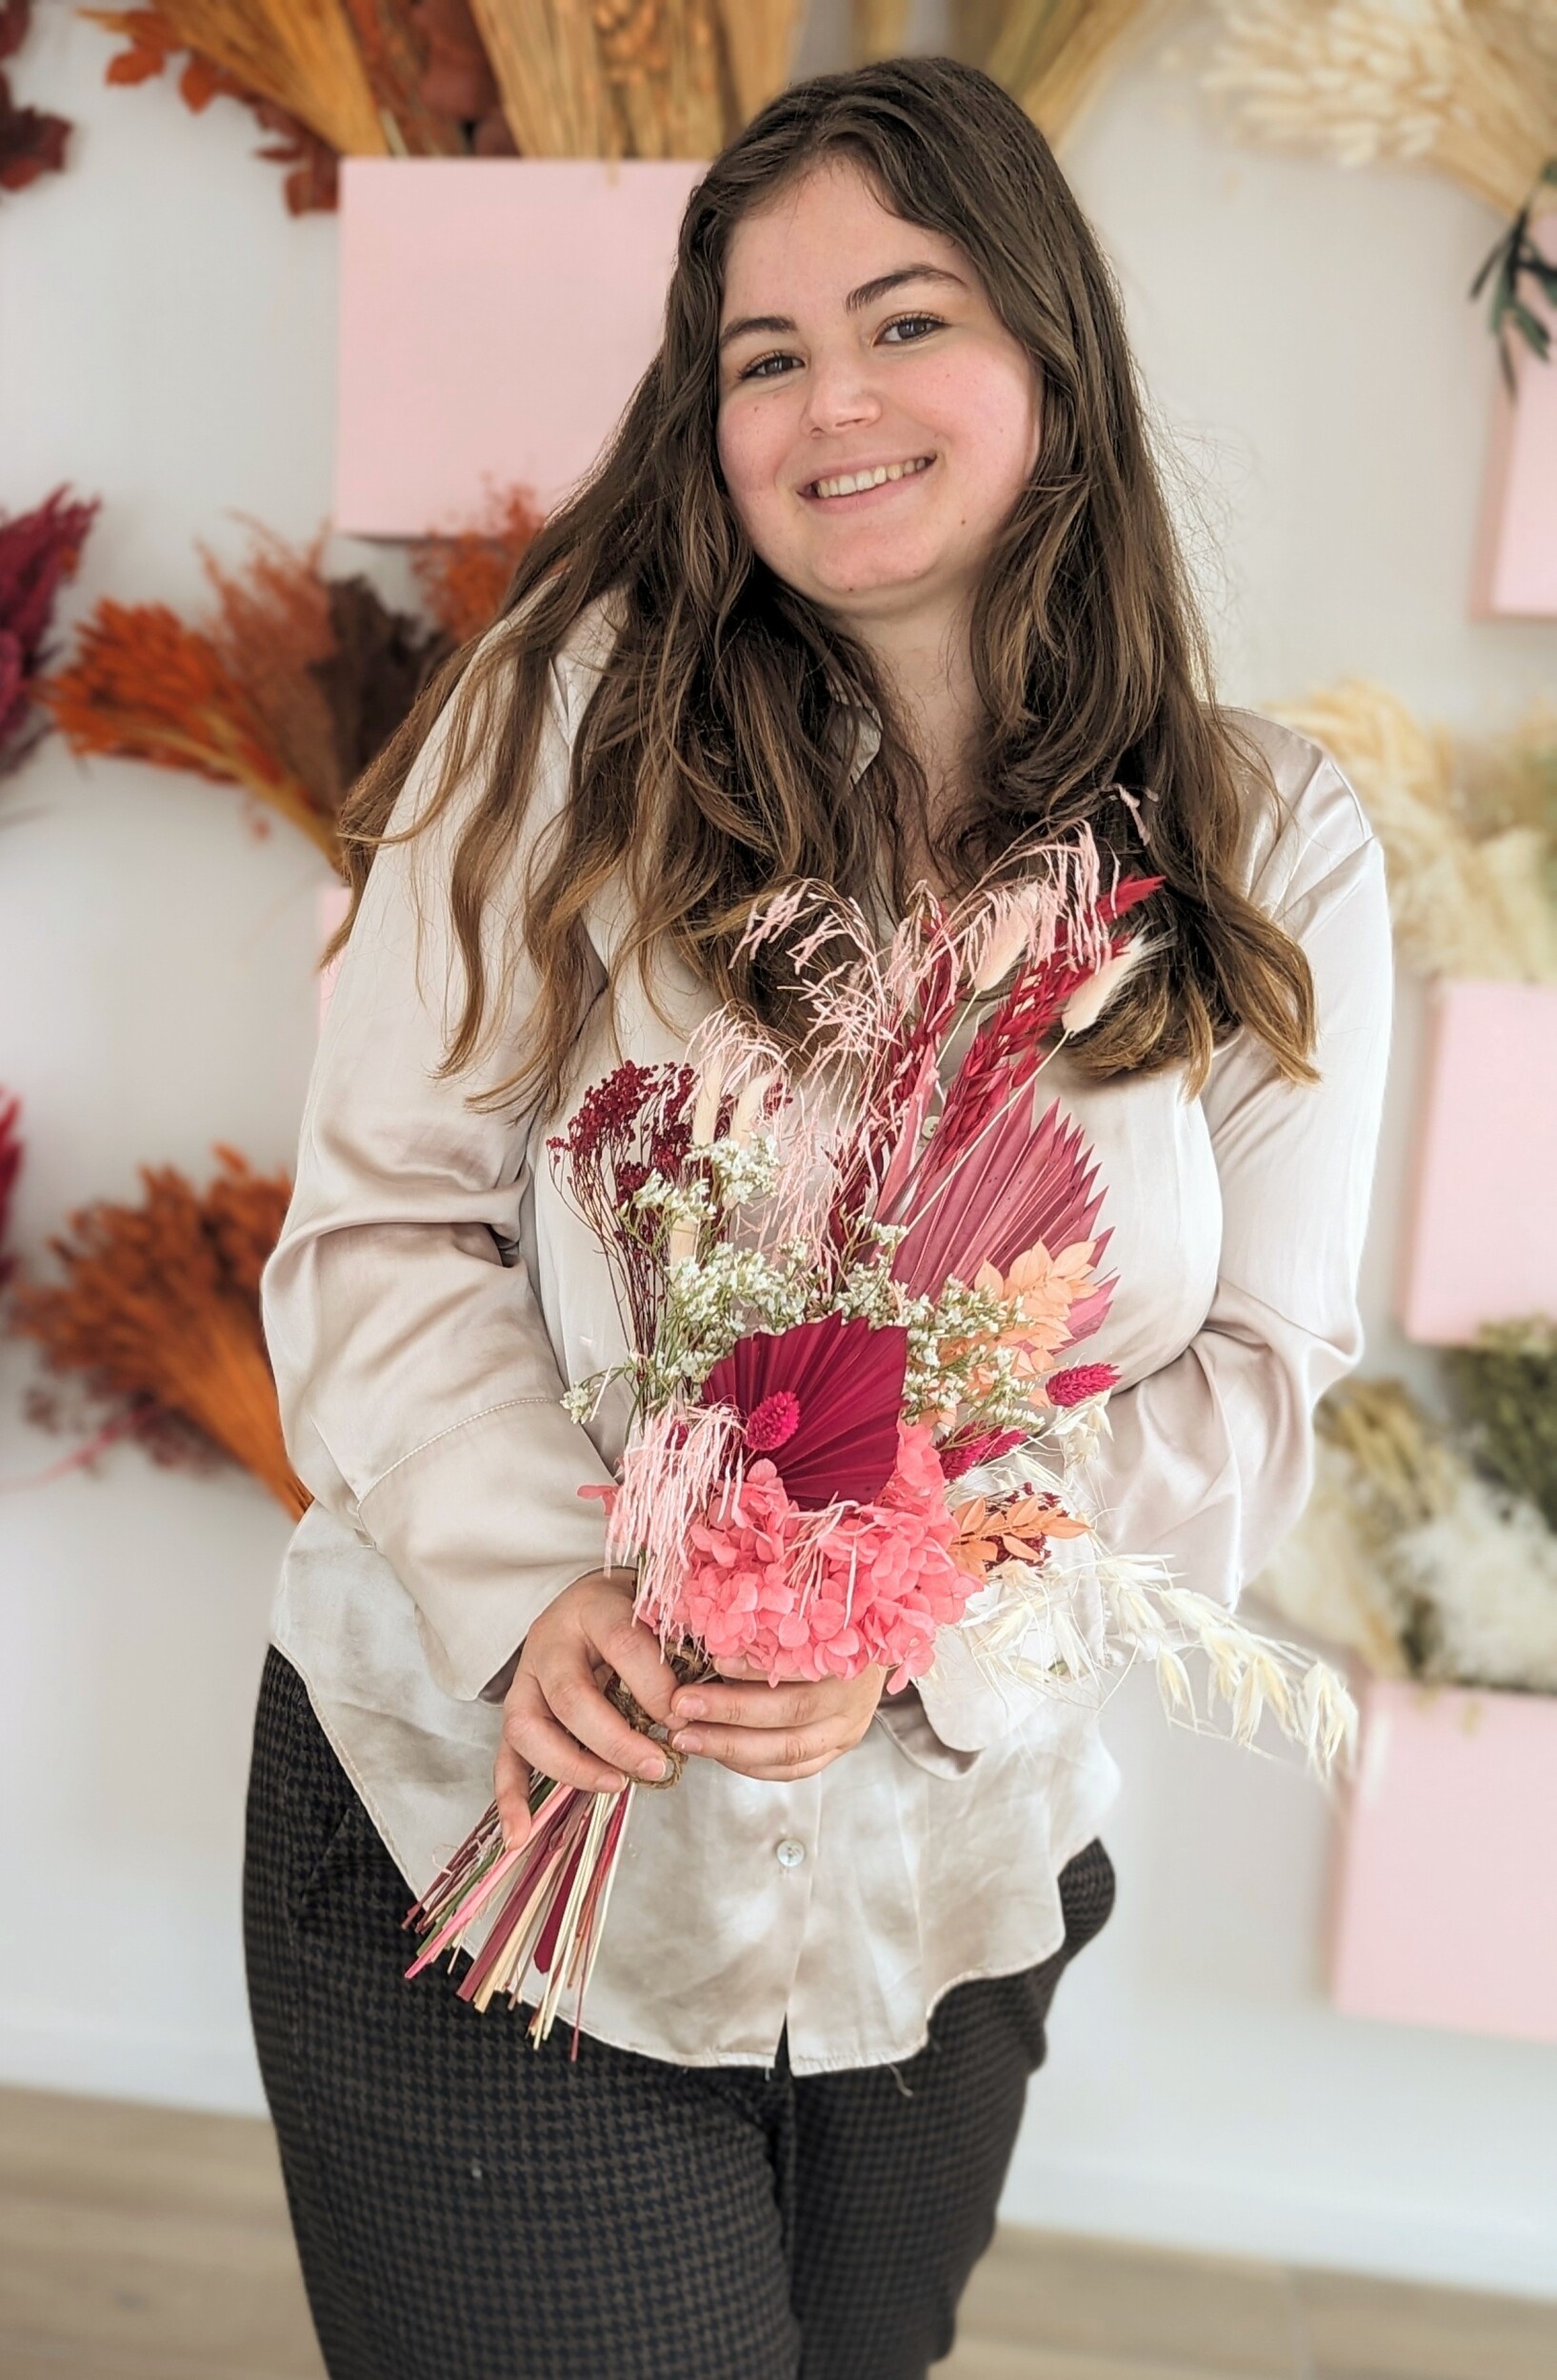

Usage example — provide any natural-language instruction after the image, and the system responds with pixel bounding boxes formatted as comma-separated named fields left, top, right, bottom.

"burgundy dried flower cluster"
left=1, top=2, right=70, bottom=198
left=549, top=1061, right=696, bottom=1351
left=0, top=486, right=99, bottom=774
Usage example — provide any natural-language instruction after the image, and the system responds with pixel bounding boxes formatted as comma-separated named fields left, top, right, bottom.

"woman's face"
left=715, top=157, right=1042, bottom=639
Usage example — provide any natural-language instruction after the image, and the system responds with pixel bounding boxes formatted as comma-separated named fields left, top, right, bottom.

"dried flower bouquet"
left=408, top=845, right=1356, bottom=2050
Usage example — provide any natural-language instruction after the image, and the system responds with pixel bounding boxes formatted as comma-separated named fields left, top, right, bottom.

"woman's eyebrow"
left=718, top=265, right=967, bottom=354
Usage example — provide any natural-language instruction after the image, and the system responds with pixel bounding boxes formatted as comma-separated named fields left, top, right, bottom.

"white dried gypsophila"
left=700, top=1132, right=781, bottom=1205
left=1396, top=1470, right=1557, bottom=1691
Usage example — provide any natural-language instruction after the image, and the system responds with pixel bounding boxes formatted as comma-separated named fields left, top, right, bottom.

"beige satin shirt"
left=260, top=605, right=1392, bottom=2073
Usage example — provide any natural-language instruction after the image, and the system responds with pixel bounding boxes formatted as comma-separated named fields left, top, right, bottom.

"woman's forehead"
left=719, top=165, right=968, bottom=319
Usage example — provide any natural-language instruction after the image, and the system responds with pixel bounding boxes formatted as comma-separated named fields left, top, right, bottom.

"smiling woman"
left=246, top=50, right=1391, bottom=2380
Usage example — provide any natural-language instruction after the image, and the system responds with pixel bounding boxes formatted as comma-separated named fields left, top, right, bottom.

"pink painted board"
left=1470, top=215, right=1557, bottom=619
left=1399, top=979, right=1557, bottom=1345
left=1330, top=1676, right=1557, bottom=2044
left=317, top=882, right=351, bottom=1034
left=334, top=159, right=703, bottom=538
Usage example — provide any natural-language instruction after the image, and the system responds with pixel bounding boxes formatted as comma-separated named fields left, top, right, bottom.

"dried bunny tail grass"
left=988, top=0, right=1166, bottom=147
left=716, top=0, right=802, bottom=124
left=1204, top=0, right=1557, bottom=219
left=469, top=0, right=610, bottom=154
left=1270, top=679, right=1557, bottom=982
left=154, top=0, right=390, bottom=153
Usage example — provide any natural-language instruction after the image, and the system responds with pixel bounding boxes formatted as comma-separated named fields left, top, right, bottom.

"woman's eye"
left=737, top=350, right=800, bottom=382
left=881, top=313, right=944, bottom=345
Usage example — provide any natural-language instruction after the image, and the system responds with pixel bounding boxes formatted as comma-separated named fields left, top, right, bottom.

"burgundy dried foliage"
left=0, top=486, right=99, bottom=773
left=0, top=1091, right=21, bottom=1290
left=309, top=576, right=450, bottom=789
left=1, top=2, right=70, bottom=195
left=410, top=0, right=511, bottom=150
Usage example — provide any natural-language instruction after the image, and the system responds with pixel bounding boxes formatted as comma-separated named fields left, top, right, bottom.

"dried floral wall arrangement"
left=1269, top=680, right=1557, bottom=982
left=2, top=1, right=71, bottom=195
left=852, top=0, right=1166, bottom=147
left=1258, top=1362, right=1557, bottom=1695
left=0, top=487, right=99, bottom=777
left=9, top=1147, right=308, bottom=1516
left=39, top=493, right=537, bottom=867
left=1203, top=0, right=1557, bottom=363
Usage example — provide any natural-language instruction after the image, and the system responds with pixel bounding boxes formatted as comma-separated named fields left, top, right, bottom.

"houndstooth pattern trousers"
left=244, top=1648, right=1115, bottom=2380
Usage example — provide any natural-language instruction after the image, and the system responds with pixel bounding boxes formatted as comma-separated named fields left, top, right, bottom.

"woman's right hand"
left=494, top=1571, right=680, bottom=1852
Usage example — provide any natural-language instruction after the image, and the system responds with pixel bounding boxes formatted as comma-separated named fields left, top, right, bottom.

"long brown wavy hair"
left=337, top=54, right=1315, bottom=1118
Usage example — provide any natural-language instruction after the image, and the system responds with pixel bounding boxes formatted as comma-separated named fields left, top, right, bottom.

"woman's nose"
left=801, top=351, right=883, bottom=437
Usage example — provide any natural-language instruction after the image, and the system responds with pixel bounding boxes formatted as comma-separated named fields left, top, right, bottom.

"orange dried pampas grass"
left=410, top=484, right=545, bottom=643
left=10, top=1148, right=308, bottom=1517
left=41, top=595, right=340, bottom=863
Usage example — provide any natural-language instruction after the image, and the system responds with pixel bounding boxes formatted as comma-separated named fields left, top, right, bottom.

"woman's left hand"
left=667, top=1661, right=888, bottom=1781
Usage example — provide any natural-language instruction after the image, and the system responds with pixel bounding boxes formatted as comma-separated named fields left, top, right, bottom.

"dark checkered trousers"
left=244, top=1647, right=1115, bottom=2380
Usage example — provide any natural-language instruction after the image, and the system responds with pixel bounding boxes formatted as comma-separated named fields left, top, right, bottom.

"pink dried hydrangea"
left=667, top=1421, right=975, bottom=1690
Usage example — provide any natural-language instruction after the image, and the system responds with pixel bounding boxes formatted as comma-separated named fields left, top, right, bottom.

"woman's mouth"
left=802, top=455, right=935, bottom=503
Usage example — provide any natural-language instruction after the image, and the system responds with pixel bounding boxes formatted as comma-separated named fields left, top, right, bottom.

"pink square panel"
left=1471, top=215, right=1557, bottom=619
left=335, top=159, right=704, bottom=537
left=1331, top=1677, right=1557, bottom=2043
left=1399, top=979, right=1557, bottom=1345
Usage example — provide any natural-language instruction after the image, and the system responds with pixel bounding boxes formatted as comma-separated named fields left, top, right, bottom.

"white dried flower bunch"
left=1256, top=1378, right=1557, bottom=1692
left=1269, top=680, right=1557, bottom=982
left=1204, top=0, right=1557, bottom=217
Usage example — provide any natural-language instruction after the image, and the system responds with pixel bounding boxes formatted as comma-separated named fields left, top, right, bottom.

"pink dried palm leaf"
left=700, top=1313, right=908, bottom=1508
left=888, top=1093, right=1113, bottom=1307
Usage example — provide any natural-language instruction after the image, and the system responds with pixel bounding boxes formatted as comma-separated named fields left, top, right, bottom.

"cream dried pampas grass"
left=1270, top=680, right=1557, bottom=982
left=1204, top=0, right=1557, bottom=219
left=1399, top=1470, right=1557, bottom=1689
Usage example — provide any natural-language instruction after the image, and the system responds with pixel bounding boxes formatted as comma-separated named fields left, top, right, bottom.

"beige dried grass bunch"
left=1257, top=1376, right=1557, bottom=1693
left=1270, top=679, right=1557, bottom=982
left=1205, top=0, right=1557, bottom=220
left=851, top=0, right=910, bottom=65
left=469, top=0, right=801, bottom=155
left=987, top=0, right=1167, bottom=145
left=154, top=0, right=390, bottom=152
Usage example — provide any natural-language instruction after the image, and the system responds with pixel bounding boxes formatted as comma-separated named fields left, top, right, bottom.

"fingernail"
left=638, top=1751, right=671, bottom=1780
left=671, top=1730, right=701, bottom=1755
left=676, top=1695, right=706, bottom=1719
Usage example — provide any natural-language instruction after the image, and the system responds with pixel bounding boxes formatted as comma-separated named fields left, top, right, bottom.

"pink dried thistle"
left=938, top=1426, right=1025, bottom=1482
left=1048, top=1362, right=1118, bottom=1407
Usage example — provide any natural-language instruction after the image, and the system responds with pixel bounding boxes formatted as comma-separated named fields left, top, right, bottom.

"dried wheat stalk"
left=468, top=0, right=611, bottom=154
left=715, top=0, right=801, bottom=128
left=154, top=0, right=389, bottom=152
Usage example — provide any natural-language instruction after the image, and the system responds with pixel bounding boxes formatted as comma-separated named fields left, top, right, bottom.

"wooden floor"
left=2, top=2085, right=1553, bottom=2379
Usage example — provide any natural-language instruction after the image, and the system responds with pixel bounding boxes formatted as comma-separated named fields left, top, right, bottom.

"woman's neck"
left=854, top=600, right=982, bottom=892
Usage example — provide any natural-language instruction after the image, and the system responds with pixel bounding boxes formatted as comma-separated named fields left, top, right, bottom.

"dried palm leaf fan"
left=466, top=0, right=611, bottom=152
left=153, top=0, right=390, bottom=152
left=1205, top=0, right=1557, bottom=222
left=985, top=0, right=1166, bottom=144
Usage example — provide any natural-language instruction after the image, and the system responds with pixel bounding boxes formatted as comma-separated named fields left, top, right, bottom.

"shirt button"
left=775, top=1837, right=807, bottom=1870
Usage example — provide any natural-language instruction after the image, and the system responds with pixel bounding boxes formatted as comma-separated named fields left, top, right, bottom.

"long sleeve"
left=915, top=739, right=1394, bottom=1755
left=261, top=648, right=617, bottom=1702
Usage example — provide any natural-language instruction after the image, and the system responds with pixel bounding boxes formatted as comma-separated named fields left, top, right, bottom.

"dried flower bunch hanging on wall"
left=39, top=492, right=538, bottom=866
left=2, top=1, right=72, bottom=196
left=9, top=1148, right=308, bottom=1515
left=854, top=0, right=1165, bottom=146
left=0, top=486, right=98, bottom=775
left=1204, top=1, right=1557, bottom=360
left=1269, top=680, right=1557, bottom=982
left=1258, top=1363, right=1557, bottom=1696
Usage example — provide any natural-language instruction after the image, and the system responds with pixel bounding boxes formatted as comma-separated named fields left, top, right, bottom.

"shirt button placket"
left=775, top=1836, right=807, bottom=1870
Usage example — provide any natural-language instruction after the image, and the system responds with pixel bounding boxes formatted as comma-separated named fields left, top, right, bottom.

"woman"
left=248, top=55, right=1390, bottom=2380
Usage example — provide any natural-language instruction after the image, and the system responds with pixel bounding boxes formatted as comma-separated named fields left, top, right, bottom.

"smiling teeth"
left=810, top=457, right=931, bottom=500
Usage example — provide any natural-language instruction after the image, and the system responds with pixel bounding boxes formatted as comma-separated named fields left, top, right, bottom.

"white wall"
left=4, top=4, right=1555, bottom=2297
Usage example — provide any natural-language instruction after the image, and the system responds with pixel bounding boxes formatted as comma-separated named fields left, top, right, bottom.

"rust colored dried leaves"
left=411, top=484, right=544, bottom=644
left=10, top=1148, right=309, bottom=1517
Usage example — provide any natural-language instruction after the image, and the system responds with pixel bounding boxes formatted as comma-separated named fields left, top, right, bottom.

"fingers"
left=593, top=1609, right=679, bottom=1726
left=505, top=1662, right=671, bottom=1793
left=492, top=1738, right=534, bottom=1854
left=670, top=1677, right=841, bottom=1732
left=668, top=1719, right=848, bottom=1780
left=501, top=1671, right=632, bottom=1796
